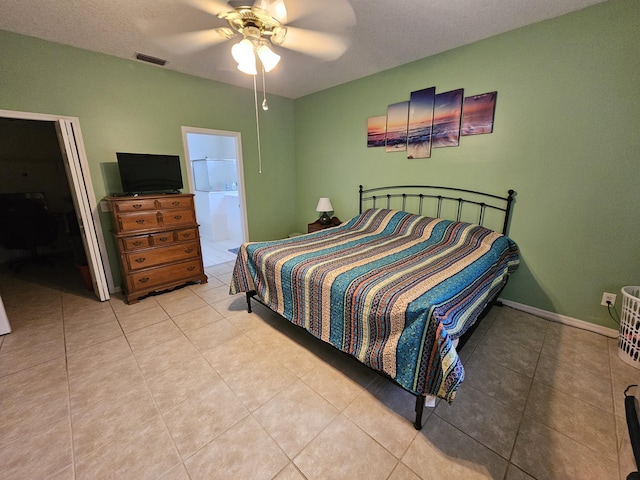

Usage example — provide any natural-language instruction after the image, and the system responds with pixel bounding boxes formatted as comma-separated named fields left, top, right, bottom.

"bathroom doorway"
left=182, top=127, right=248, bottom=267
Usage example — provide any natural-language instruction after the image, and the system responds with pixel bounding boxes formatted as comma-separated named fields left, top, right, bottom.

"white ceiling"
left=0, top=0, right=608, bottom=99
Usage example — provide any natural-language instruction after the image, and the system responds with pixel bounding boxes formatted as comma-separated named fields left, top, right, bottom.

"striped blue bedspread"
left=230, top=208, right=519, bottom=401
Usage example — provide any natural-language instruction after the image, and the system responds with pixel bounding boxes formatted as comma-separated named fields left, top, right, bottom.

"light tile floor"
left=200, top=238, right=239, bottom=268
left=0, top=259, right=636, bottom=479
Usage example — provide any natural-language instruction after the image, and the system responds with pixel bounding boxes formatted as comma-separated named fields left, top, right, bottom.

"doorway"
left=182, top=127, right=248, bottom=267
left=0, top=110, right=111, bottom=300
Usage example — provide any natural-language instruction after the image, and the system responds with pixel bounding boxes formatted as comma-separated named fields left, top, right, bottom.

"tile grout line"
left=60, top=291, right=78, bottom=480
left=503, top=315, right=545, bottom=478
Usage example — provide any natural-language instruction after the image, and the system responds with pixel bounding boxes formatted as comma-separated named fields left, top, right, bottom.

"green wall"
left=293, top=0, right=640, bottom=329
left=0, top=30, right=296, bottom=281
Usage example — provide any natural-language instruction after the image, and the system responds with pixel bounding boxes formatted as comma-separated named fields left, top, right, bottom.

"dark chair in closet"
left=0, top=194, right=59, bottom=273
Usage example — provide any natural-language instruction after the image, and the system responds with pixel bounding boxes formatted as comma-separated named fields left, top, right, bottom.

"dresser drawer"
left=130, top=259, right=204, bottom=290
left=157, top=196, right=193, bottom=209
left=161, top=209, right=195, bottom=227
left=150, top=232, right=175, bottom=246
left=113, top=198, right=157, bottom=213
left=117, top=212, right=160, bottom=232
left=122, top=235, right=151, bottom=251
left=125, top=241, right=200, bottom=271
left=175, top=228, right=199, bottom=242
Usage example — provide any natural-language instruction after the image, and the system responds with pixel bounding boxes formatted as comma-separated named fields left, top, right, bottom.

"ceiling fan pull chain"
left=253, top=74, right=263, bottom=174
left=261, top=64, right=269, bottom=111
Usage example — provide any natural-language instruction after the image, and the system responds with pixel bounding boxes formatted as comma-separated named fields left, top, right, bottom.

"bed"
left=229, top=185, right=519, bottom=429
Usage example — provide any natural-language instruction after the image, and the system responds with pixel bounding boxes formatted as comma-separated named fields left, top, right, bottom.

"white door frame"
left=0, top=109, right=113, bottom=300
left=181, top=126, right=249, bottom=243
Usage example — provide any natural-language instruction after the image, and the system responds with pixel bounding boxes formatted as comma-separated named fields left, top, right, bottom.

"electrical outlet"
left=601, top=292, right=617, bottom=306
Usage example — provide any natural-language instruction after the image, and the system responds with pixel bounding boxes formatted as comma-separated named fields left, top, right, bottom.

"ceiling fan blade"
left=281, top=0, right=355, bottom=31
left=252, top=0, right=288, bottom=23
left=277, top=26, right=349, bottom=61
left=184, top=0, right=233, bottom=17
left=154, top=28, right=235, bottom=55
left=139, top=3, right=234, bottom=56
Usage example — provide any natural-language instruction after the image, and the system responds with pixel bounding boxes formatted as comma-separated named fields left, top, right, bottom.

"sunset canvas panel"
left=367, top=115, right=387, bottom=147
left=461, top=91, right=497, bottom=135
left=385, top=101, right=409, bottom=152
left=407, top=87, right=435, bottom=159
left=432, top=89, right=464, bottom=148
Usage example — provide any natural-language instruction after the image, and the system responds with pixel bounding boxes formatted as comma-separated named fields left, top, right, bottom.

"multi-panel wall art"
left=367, top=115, right=387, bottom=148
left=432, top=89, right=464, bottom=149
left=368, top=87, right=497, bottom=158
left=461, top=91, right=497, bottom=136
left=407, top=87, right=435, bottom=159
left=385, top=101, right=410, bottom=152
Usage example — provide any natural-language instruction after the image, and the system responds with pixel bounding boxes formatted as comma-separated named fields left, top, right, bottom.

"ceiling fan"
left=149, top=0, right=356, bottom=75
left=144, top=0, right=355, bottom=174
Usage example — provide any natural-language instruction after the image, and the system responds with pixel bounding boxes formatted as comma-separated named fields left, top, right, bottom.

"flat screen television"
left=116, top=152, right=183, bottom=194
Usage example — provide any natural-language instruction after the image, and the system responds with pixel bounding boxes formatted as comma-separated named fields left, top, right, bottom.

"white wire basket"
left=619, top=286, right=640, bottom=369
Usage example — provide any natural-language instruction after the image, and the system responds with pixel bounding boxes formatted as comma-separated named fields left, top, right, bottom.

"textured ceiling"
left=0, top=0, right=608, bottom=98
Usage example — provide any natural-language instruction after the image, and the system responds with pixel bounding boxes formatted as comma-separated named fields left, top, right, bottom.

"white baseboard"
left=499, top=299, right=619, bottom=339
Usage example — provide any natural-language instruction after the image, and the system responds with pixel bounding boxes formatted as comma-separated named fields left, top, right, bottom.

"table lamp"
left=316, top=197, right=333, bottom=225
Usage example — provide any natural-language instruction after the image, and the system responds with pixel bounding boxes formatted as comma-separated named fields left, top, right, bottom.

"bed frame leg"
left=414, top=395, right=425, bottom=430
left=245, top=292, right=254, bottom=313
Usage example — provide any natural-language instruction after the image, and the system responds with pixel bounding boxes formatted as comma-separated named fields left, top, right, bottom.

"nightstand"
left=308, top=217, right=341, bottom=233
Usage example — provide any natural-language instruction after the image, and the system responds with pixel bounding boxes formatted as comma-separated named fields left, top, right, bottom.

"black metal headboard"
left=359, top=185, right=516, bottom=235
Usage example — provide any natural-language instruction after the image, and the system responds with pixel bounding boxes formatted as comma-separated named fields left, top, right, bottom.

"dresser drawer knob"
left=133, top=204, right=142, bottom=209
left=172, top=201, right=180, bottom=206
left=184, top=248, right=193, bottom=253
left=139, top=277, right=149, bottom=283
left=187, top=266, right=195, bottom=271
left=182, top=233, right=191, bottom=238
left=135, top=258, right=146, bottom=263
left=136, top=219, right=145, bottom=224
left=133, top=241, right=143, bottom=246
left=174, top=215, right=182, bottom=220
left=159, top=237, right=168, bottom=242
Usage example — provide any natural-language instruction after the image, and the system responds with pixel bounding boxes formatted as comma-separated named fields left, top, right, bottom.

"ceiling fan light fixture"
left=231, top=38, right=255, bottom=65
left=232, top=38, right=258, bottom=74
left=236, top=58, right=258, bottom=75
left=257, top=42, right=280, bottom=72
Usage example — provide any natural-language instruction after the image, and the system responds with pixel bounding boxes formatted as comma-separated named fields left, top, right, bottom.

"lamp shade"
left=236, top=59, right=257, bottom=75
left=257, top=43, right=281, bottom=72
left=232, top=39, right=257, bottom=75
left=316, top=197, right=333, bottom=213
left=231, top=39, right=254, bottom=64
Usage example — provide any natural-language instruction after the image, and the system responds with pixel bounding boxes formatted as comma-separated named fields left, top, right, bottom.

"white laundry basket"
left=619, top=286, right=640, bottom=368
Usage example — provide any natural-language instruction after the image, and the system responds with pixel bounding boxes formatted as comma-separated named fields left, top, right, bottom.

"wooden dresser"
left=107, top=193, right=207, bottom=304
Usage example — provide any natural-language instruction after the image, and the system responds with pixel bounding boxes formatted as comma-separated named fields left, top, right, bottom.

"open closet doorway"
left=0, top=109, right=111, bottom=300
left=182, top=127, right=248, bottom=267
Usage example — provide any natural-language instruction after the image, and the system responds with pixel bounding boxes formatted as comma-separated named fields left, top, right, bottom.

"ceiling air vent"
left=134, top=53, right=167, bottom=66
